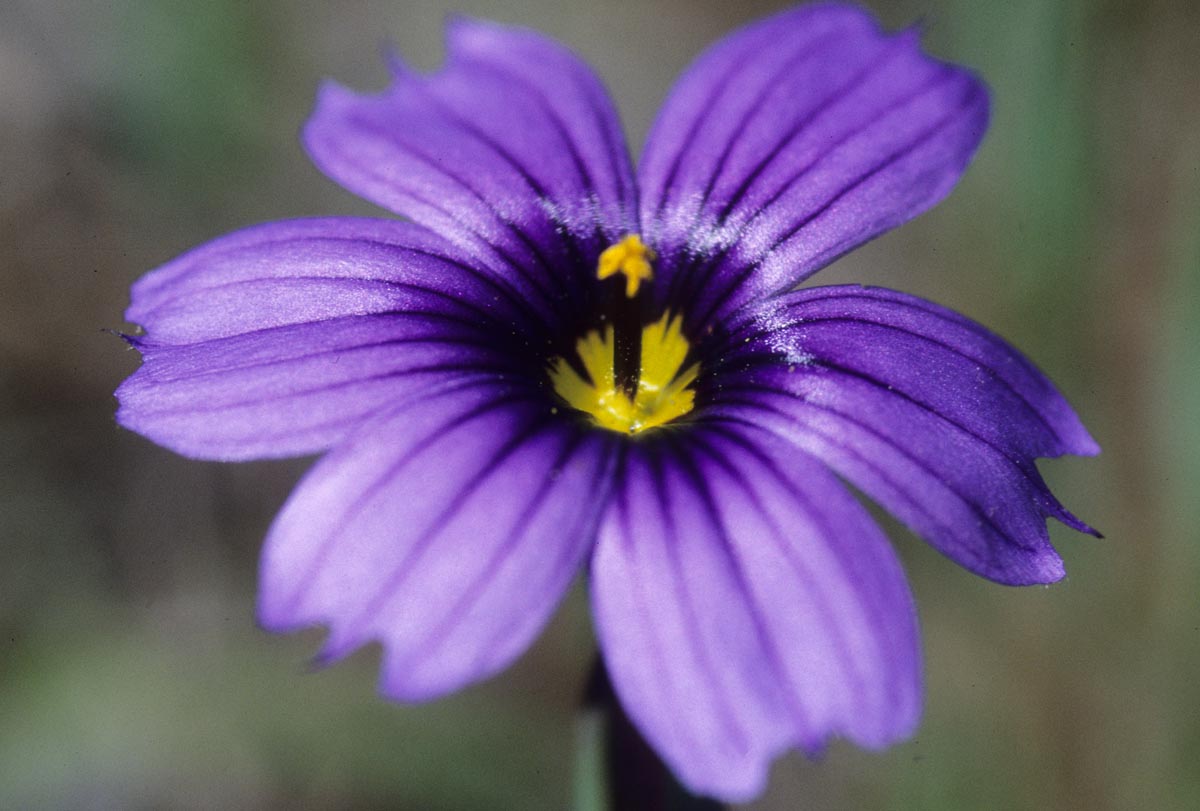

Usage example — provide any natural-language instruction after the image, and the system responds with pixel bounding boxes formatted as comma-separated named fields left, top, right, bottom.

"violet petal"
left=639, top=4, right=988, bottom=327
left=118, top=218, right=532, bottom=460
left=591, top=425, right=920, bottom=802
left=302, top=18, right=637, bottom=325
left=259, top=379, right=617, bottom=701
left=703, top=285, right=1098, bottom=585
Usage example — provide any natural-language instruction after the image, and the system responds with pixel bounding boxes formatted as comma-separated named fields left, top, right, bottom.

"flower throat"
left=550, top=235, right=699, bottom=434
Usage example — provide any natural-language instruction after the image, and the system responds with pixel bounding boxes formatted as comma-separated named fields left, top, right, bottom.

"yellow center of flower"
left=596, top=234, right=655, bottom=298
left=550, top=312, right=699, bottom=434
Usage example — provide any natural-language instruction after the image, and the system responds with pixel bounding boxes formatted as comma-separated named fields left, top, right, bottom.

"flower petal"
left=703, top=285, right=1099, bottom=585
left=118, top=218, right=535, bottom=460
left=638, top=4, right=989, bottom=327
left=303, top=18, right=637, bottom=323
left=591, top=426, right=920, bottom=802
left=125, top=217, right=541, bottom=343
left=259, top=379, right=616, bottom=701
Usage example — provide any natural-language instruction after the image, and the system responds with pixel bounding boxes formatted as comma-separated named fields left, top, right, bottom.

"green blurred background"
left=2, top=0, right=1197, bottom=808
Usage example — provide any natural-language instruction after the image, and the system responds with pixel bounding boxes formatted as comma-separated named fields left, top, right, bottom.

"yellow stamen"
left=549, top=313, right=698, bottom=434
left=596, top=234, right=655, bottom=298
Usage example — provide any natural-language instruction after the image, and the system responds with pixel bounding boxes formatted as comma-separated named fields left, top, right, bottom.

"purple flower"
left=116, top=3, right=1098, bottom=801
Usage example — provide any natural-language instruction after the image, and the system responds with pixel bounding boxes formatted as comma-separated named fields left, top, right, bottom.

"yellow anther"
left=596, top=234, right=655, bottom=298
left=549, top=312, right=698, bottom=434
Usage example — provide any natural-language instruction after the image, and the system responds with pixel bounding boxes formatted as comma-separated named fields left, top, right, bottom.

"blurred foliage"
left=1, top=0, right=1198, bottom=808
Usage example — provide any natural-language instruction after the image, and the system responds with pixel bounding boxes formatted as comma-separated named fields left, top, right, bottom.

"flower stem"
left=580, top=657, right=726, bottom=811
